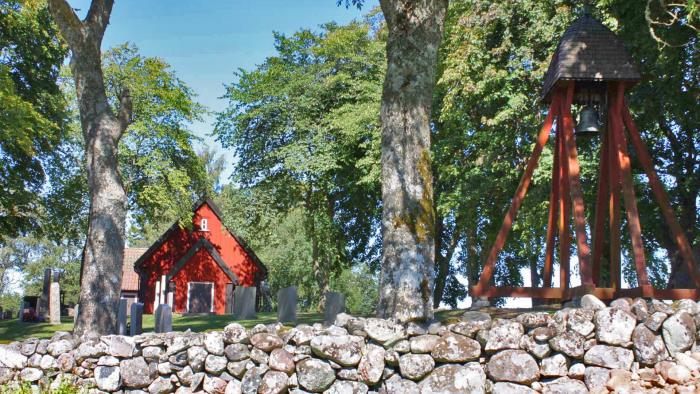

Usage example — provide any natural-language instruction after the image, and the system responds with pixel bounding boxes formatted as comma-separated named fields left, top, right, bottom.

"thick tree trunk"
left=48, top=0, right=129, bottom=337
left=377, top=0, right=448, bottom=322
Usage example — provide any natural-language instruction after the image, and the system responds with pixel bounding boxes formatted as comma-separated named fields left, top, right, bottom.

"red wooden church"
left=120, top=198, right=267, bottom=315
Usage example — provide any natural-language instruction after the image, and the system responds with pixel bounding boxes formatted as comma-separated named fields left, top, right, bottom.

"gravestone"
left=277, top=286, right=298, bottom=323
left=73, top=304, right=79, bottom=323
left=49, top=282, right=61, bottom=324
left=232, top=286, right=257, bottom=320
left=37, top=269, right=52, bottom=319
left=18, top=301, right=24, bottom=321
left=155, top=304, right=172, bottom=333
left=323, top=292, right=346, bottom=325
left=130, top=303, right=143, bottom=336
left=117, top=299, right=128, bottom=335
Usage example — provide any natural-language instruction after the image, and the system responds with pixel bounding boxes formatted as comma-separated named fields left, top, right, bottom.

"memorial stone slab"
left=37, top=269, right=52, bottom=319
left=277, top=286, right=298, bottom=323
left=155, top=304, right=172, bottom=333
left=130, top=303, right=144, bottom=336
left=232, top=286, right=257, bottom=320
left=117, top=299, right=128, bottom=335
left=73, top=304, right=79, bottom=323
left=323, top=292, right=345, bottom=325
left=49, top=282, right=61, bottom=324
left=18, top=301, right=25, bottom=321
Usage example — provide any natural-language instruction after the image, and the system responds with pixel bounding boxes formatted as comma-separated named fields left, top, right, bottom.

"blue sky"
left=69, top=0, right=378, bottom=176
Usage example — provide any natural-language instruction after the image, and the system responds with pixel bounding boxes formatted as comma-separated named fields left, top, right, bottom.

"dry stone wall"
left=2, top=295, right=700, bottom=393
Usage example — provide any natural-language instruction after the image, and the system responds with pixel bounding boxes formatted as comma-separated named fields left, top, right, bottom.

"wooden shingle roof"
left=542, top=15, right=640, bottom=102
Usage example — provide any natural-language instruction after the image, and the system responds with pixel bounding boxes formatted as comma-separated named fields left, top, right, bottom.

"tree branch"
left=47, top=0, right=84, bottom=47
left=85, top=0, right=114, bottom=36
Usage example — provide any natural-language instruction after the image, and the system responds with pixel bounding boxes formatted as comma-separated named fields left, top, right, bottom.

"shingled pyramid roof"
left=542, top=15, right=640, bottom=102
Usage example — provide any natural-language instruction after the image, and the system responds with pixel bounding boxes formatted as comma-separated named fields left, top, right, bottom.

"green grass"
left=0, top=306, right=560, bottom=343
left=0, top=312, right=324, bottom=343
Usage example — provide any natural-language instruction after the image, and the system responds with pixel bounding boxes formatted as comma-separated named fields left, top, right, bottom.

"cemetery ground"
left=0, top=306, right=557, bottom=343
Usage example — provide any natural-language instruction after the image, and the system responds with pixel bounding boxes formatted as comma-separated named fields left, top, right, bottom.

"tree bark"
left=377, top=0, right=448, bottom=322
left=48, top=0, right=130, bottom=337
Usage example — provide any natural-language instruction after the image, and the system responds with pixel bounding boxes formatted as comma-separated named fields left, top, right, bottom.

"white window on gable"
left=200, top=218, right=209, bottom=231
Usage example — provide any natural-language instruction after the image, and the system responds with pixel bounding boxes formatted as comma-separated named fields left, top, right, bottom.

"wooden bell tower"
left=470, top=14, right=700, bottom=302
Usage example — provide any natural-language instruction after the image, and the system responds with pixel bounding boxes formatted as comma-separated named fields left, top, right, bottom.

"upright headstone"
left=154, top=281, right=161, bottom=310
left=155, top=304, right=172, bottom=333
left=49, top=281, right=61, bottom=324
left=277, top=286, right=298, bottom=323
left=37, top=269, right=52, bottom=319
left=232, top=286, right=257, bottom=320
left=18, top=301, right=24, bottom=321
left=117, top=299, right=128, bottom=335
left=130, top=303, right=144, bottom=336
left=73, top=304, right=79, bottom=323
left=323, top=292, right=346, bottom=325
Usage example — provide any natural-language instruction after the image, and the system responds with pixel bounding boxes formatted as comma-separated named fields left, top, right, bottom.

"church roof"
left=542, top=15, right=640, bottom=101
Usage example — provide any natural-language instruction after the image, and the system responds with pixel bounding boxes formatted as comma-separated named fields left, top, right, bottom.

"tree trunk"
left=48, top=0, right=130, bottom=337
left=377, top=0, right=448, bottom=322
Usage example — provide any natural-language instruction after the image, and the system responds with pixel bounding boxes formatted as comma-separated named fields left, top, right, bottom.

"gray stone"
left=662, top=311, right=696, bottom=356
left=251, top=347, right=269, bottom=364
left=486, top=349, right=539, bottom=384
left=277, top=286, right=298, bottom=323
left=431, top=333, right=480, bottom=363
left=232, top=286, right=257, bottom=320
left=223, top=322, right=249, bottom=344
left=203, top=375, right=228, bottom=394
left=310, top=335, right=363, bottom=366
left=241, top=366, right=266, bottom=394
left=492, top=382, right=537, bottom=394
left=324, top=380, right=368, bottom=394
left=516, top=312, right=551, bottom=328
left=568, top=363, right=585, bottom=379
left=49, top=281, right=61, bottom=324
left=357, top=344, right=384, bottom=385
left=57, top=352, right=74, bottom=372
left=398, top=353, right=434, bottom=381
left=130, top=303, right=144, bottom=336
left=19, top=367, right=43, bottom=382
left=142, top=346, right=163, bottom=360
left=148, top=376, right=173, bottom=394
left=364, top=318, right=406, bottom=345
left=0, top=345, right=28, bottom=368
left=632, top=324, right=668, bottom=365
left=542, top=377, right=588, bottom=394
left=566, top=309, right=595, bottom=336
left=37, top=268, right=51, bottom=319
left=206, top=354, right=228, bottom=374
left=548, top=331, right=585, bottom=359
left=117, top=298, right=128, bottom=335
left=227, top=360, right=250, bottom=379
left=94, top=365, right=121, bottom=391
left=520, top=335, right=550, bottom=359
left=418, top=363, right=486, bottom=394
left=485, top=321, right=523, bottom=352
left=258, top=370, right=288, bottom=394
left=104, top=335, right=135, bottom=358
left=595, top=307, right=636, bottom=346
left=225, top=379, right=242, bottom=394
left=583, top=345, right=634, bottom=369
left=155, top=304, right=172, bottom=333
left=97, top=355, right=119, bottom=366
left=250, top=333, right=284, bottom=352
left=644, top=311, right=668, bottom=331
left=409, top=335, right=440, bottom=353
left=296, top=358, right=335, bottom=392
left=584, top=366, right=610, bottom=391
left=540, top=353, right=568, bottom=377
left=48, top=339, right=74, bottom=356
left=205, top=331, right=225, bottom=356
left=121, top=357, right=153, bottom=388
left=224, top=343, right=250, bottom=362
left=632, top=298, right=650, bottom=321
left=269, top=348, right=295, bottom=375
left=580, top=294, right=606, bottom=310
left=323, top=292, right=345, bottom=326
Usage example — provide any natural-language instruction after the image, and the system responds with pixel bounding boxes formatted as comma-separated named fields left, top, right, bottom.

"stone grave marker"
left=117, top=299, right=128, bottom=335
left=277, top=286, right=298, bottom=323
left=18, top=301, right=25, bottom=321
left=232, top=286, right=257, bottom=320
left=155, top=304, right=172, bottom=333
left=37, top=269, right=52, bottom=319
left=49, top=281, right=61, bottom=324
left=130, top=303, right=143, bottom=336
left=73, top=304, right=79, bottom=323
left=323, top=291, right=345, bottom=325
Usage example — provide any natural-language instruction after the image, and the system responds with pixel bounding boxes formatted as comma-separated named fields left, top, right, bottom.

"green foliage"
left=0, top=379, right=85, bottom=394
left=214, top=20, right=385, bottom=307
left=0, top=0, right=67, bottom=240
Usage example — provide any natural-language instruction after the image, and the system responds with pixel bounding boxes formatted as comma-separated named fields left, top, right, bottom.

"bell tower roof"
left=542, top=15, right=641, bottom=102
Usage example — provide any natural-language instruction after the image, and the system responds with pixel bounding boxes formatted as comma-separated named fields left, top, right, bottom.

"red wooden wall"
left=137, top=202, right=262, bottom=314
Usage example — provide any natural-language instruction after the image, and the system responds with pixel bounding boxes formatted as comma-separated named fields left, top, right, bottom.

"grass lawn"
left=0, top=306, right=558, bottom=343
left=0, top=312, right=324, bottom=343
